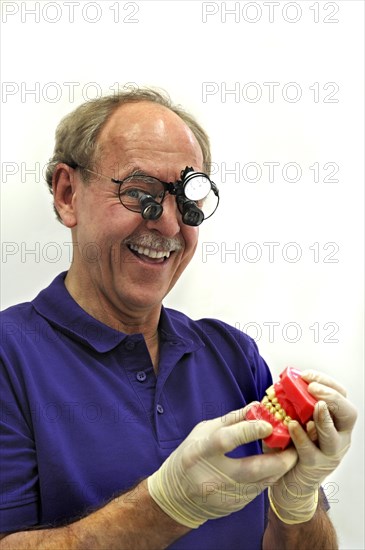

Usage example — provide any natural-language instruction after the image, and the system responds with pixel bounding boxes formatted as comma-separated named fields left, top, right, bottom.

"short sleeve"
left=0, top=359, right=39, bottom=532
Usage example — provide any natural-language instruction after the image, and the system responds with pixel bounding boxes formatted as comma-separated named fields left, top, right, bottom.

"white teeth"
left=129, top=244, right=171, bottom=260
left=262, top=387, right=288, bottom=423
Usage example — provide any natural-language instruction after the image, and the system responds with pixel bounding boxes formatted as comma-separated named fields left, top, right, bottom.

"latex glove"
left=148, top=405, right=298, bottom=529
left=268, top=369, right=358, bottom=524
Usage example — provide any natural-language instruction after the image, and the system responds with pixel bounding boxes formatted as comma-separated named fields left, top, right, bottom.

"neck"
left=64, top=267, right=162, bottom=371
left=144, top=330, right=160, bottom=373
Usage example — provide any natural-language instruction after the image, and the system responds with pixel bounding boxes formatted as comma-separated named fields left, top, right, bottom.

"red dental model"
left=246, top=367, right=317, bottom=449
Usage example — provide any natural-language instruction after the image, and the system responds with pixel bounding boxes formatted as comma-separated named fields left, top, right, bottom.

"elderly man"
left=0, top=89, right=357, bottom=549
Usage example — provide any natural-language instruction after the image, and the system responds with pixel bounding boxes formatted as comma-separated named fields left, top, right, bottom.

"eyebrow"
left=117, top=167, right=154, bottom=179
left=111, top=167, right=153, bottom=183
left=116, top=166, right=176, bottom=184
left=128, top=168, right=151, bottom=177
left=119, top=168, right=170, bottom=185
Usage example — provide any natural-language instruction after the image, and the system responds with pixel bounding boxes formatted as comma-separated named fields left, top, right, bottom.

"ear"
left=52, top=163, right=77, bottom=227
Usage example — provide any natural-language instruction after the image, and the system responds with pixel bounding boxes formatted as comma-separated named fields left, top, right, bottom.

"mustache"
left=122, top=233, right=184, bottom=252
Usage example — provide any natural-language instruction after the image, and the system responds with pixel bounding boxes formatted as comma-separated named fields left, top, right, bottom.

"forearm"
left=0, top=480, right=190, bottom=550
left=262, top=496, right=338, bottom=550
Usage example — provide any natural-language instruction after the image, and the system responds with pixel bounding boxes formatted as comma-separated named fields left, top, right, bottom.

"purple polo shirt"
left=1, top=272, right=272, bottom=549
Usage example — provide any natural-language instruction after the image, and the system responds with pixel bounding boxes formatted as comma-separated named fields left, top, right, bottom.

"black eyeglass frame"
left=73, top=165, right=219, bottom=223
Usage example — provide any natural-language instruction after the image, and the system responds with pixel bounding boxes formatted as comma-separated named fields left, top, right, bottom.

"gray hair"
left=45, top=88, right=211, bottom=221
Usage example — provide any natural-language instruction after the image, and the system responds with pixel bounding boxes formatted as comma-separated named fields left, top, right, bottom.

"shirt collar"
left=159, top=307, right=205, bottom=353
left=32, top=272, right=204, bottom=354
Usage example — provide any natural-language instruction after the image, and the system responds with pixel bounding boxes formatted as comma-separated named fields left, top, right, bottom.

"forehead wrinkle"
left=106, top=150, right=202, bottom=181
left=100, top=137, right=196, bottom=175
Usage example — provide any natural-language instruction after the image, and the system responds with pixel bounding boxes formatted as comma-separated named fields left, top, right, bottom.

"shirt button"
left=157, top=404, right=164, bottom=414
left=136, top=371, right=147, bottom=382
left=125, top=340, right=135, bottom=350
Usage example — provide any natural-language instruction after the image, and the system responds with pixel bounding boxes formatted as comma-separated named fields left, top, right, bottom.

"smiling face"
left=58, top=101, right=204, bottom=326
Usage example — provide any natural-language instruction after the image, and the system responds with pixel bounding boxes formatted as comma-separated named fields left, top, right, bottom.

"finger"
left=288, top=420, right=319, bottom=459
left=222, top=402, right=262, bottom=426
left=262, top=440, right=274, bottom=454
left=306, top=382, right=358, bottom=432
left=306, top=420, right=318, bottom=443
left=190, top=407, right=253, bottom=441
left=262, top=439, right=294, bottom=454
left=205, top=418, right=273, bottom=457
left=232, top=447, right=298, bottom=484
left=204, top=403, right=261, bottom=431
left=301, top=369, right=347, bottom=397
left=312, top=401, right=342, bottom=455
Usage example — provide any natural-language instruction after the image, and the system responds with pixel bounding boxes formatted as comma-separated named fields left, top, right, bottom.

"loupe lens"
left=177, top=197, right=204, bottom=226
left=183, top=206, right=204, bottom=226
left=140, top=195, right=163, bottom=220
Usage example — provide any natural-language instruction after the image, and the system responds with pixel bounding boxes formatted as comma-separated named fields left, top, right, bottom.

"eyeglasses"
left=74, top=165, right=219, bottom=226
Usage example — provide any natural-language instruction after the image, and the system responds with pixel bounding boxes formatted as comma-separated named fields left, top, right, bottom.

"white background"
left=1, top=1, right=364, bottom=547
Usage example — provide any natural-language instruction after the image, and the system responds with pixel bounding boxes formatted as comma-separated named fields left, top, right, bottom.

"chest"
left=21, top=336, right=261, bottom=525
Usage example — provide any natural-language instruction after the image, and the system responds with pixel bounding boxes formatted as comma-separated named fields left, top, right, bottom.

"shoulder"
left=0, top=301, right=43, bottom=376
left=164, top=307, right=268, bottom=376
left=165, top=307, right=258, bottom=354
left=1, top=301, right=37, bottom=336
left=164, top=307, right=273, bottom=400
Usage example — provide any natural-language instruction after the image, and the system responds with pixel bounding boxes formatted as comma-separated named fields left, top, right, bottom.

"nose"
left=144, top=194, right=181, bottom=237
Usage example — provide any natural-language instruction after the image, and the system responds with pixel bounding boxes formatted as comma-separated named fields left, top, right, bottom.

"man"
left=0, top=89, right=357, bottom=549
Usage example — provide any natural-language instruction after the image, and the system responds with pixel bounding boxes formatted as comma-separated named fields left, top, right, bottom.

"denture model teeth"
left=246, top=367, right=317, bottom=449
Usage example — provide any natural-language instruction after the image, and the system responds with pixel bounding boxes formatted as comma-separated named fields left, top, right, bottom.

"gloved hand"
left=268, top=369, right=358, bottom=524
left=147, top=405, right=298, bottom=529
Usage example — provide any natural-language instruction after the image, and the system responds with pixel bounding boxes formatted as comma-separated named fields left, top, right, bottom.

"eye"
left=123, top=188, right=144, bottom=199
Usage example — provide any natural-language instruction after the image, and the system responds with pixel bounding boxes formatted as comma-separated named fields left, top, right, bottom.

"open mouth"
left=246, top=367, right=317, bottom=449
left=128, top=244, right=173, bottom=263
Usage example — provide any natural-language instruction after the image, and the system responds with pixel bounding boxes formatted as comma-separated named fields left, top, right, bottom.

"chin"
left=119, top=290, right=165, bottom=312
